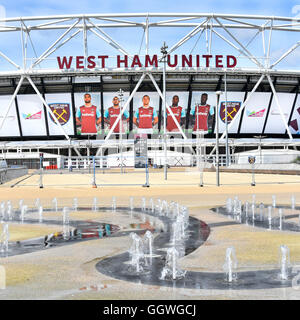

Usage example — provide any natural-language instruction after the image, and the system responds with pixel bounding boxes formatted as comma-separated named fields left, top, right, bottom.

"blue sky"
left=0, top=0, right=299, bottom=71
left=1, top=0, right=299, bottom=17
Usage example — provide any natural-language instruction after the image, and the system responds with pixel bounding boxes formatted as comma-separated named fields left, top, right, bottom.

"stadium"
left=0, top=13, right=299, bottom=173
left=0, top=12, right=300, bottom=302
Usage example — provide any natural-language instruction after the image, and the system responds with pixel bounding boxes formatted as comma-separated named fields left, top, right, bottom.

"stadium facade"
left=0, top=13, right=299, bottom=169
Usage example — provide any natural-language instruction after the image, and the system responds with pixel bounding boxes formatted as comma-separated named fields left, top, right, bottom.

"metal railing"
left=2, top=151, right=300, bottom=188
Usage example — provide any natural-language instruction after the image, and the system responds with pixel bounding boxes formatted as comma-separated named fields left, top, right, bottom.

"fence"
left=1, top=151, right=300, bottom=188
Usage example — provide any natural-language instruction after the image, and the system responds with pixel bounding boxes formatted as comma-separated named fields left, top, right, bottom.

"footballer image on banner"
left=133, top=94, right=158, bottom=134
left=104, top=96, right=129, bottom=134
left=75, top=93, right=101, bottom=135
left=190, top=93, right=215, bottom=134
left=166, top=94, right=186, bottom=133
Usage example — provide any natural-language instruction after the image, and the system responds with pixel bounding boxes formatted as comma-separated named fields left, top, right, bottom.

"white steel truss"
left=0, top=13, right=298, bottom=75
left=0, top=12, right=299, bottom=150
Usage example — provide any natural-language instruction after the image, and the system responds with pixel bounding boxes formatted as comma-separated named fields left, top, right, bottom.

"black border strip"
left=158, top=75, right=163, bottom=131
left=237, top=76, right=250, bottom=134
left=237, top=91, right=247, bottom=134
left=12, top=78, right=23, bottom=138
left=185, top=75, right=193, bottom=129
left=285, top=81, right=299, bottom=135
left=262, top=90, right=274, bottom=135
left=41, top=78, right=50, bottom=138
left=100, top=75, right=104, bottom=130
left=71, top=77, right=77, bottom=137
left=129, top=76, right=134, bottom=132
left=0, top=132, right=299, bottom=142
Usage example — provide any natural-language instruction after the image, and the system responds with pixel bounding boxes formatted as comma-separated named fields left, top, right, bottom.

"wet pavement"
left=1, top=204, right=298, bottom=291
left=0, top=207, right=122, bottom=257
left=96, top=207, right=296, bottom=290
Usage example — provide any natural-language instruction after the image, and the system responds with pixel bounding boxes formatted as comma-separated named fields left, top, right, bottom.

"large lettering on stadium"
left=57, top=54, right=237, bottom=69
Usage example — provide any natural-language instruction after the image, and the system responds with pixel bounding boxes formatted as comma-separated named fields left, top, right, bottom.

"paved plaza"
left=0, top=170, right=299, bottom=300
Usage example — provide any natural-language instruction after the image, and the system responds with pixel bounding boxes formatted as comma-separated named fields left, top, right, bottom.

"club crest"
left=219, top=101, right=241, bottom=123
left=49, top=103, right=70, bottom=125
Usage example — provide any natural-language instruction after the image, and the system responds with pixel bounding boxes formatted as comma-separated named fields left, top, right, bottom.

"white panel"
left=17, top=94, right=47, bottom=136
left=288, top=94, right=300, bottom=135
left=240, top=92, right=271, bottom=134
left=0, top=95, right=20, bottom=137
left=264, top=92, right=295, bottom=134
left=45, top=93, right=74, bottom=136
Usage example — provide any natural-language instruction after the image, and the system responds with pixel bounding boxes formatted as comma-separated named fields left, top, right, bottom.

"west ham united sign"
left=57, top=54, right=237, bottom=69
left=49, top=103, right=70, bottom=125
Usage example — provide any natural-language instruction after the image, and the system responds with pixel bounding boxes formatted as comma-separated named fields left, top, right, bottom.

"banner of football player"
left=190, top=92, right=217, bottom=133
left=215, top=91, right=245, bottom=134
left=289, top=94, right=300, bottom=135
left=239, top=92, right=271, bottom=134
left=132, top=92, right=160, bottom=134
left=74, top=92, right=101, bottom=135
left=0, top=95, right=20, bottom=137
left=264, top=92, right=296, bottom=134
left=45, top=93, right=74, bottom=136
left=17, top=94, right=47, bottom=136
left=165, top=91, right=189, bottom=133
left=102, top=91, right=130, bottom=134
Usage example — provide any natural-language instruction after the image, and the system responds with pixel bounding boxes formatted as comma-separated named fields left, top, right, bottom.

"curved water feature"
left=1, top=195, right=299, bottom=291
left=95, top=196, right=300, bottom=290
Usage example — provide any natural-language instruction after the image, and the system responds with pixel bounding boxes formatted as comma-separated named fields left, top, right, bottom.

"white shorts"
left=137, top=128, right=153, bottom=134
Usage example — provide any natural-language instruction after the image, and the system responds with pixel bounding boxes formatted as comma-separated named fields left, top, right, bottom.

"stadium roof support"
left=270, top=41, right=300, bottom=69
left=0, top=50, right=20, bottom=70
left=165, top=19, right=208, bottom=56
left=0, top=13, right=299, bottom=147
left=266, top=74, right=293, bottom=139
left=87, top=19, right=130, bottom=56
left=31, top=19, right=81, bottom=69
left=214, top=17, right=264, bottom=69
left=0, top=13, right=300, bottom=75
